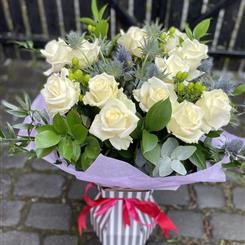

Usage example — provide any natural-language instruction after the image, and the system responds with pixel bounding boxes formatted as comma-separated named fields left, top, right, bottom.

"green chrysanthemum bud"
left=72, top=57, right=79, bottom=67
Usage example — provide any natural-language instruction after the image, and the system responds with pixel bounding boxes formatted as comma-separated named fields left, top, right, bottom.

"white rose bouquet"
left=1, top=0, right=244, bottom=180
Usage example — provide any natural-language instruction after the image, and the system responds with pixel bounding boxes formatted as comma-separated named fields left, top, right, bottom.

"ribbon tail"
left=78, top=205, right=91, bottom=236
left=156, top=213, right=177, bottom=239
left=123, top=201, right=130, bottom=226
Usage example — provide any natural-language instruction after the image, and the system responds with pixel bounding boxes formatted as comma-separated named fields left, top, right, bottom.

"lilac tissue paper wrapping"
left=19, top=94, right=245, bottom=190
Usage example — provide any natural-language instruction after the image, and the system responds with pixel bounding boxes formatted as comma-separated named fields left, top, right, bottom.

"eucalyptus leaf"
left=170, top=160, right=187, bottom=175
left=171, top=145, right=196, bottom=161
left=35, top=130, right=61, bottom=149
left=161, top=137, right=179, bottom=157
left=142, top=130, right=158, bottom=153
left=158, top=157, right=174, bottom=177
left=143, top=144, right=161, bottom=165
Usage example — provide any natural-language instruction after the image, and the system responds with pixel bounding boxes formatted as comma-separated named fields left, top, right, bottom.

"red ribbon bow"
left=78, top=183, right=177, bottom=239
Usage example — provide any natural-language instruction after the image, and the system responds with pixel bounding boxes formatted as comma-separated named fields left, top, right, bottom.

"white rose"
left=167, top=101, right=204, bottom=143
left=89, top=98, right=139, bottom=150
left=83, top=73, right=119, bottom=108
left=117, top=26, right=147, bottom=57
left=133, top=76, right=177, bottom=112
left=155, top=54, right=189, bottom=81
left=164, top=29, right=188, bottom=53
left=69, top=40, right=100, bottom=68
left=41, top=68, right=80, bottom=115
left=196, top=89, right=231, bottom=132
left=173, top=38, right=208, bottom=70
left=40, top=38, right=71, bottom=76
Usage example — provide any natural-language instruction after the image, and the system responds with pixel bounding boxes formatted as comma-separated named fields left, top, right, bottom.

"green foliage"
left=193, top=19, right=211, bottom=40
left=184, top=18, right=211, bottom=41
left=153, top=137, right=197, bottom=176
left=144, top=98, right=172, bottom=132
left=35, top=130, right=61, bottom=148
left=189, top=144, right=207, bottom=169
left=66, top=32, right=85, bottom=49
left=142, top=130, right=158, bottom=154
left=233, top=83, right=245, bottom=96
left=144, top=21, right=163, bottom=39
left=80, top=0, right=109, bottom=38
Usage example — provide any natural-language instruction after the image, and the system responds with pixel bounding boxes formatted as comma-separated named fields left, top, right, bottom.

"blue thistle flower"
left=114, top=45, right=132, bottom=68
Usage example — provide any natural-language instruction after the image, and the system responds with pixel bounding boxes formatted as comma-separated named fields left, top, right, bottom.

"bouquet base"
left=90, top=187, right=155, bottom=245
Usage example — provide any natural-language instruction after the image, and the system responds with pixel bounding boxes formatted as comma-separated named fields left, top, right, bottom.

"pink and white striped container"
left=90, top=188, right=156, bottom=245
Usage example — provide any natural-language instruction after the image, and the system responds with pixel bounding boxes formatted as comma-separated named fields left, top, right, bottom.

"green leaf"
left=0, top=129, right=5, bottom=139
left=53, top=113, right=68, bottom=135
left=161, top=137, right=179, bottom=157
left=80, top=17, right=96, bottom=26
left=12, top=123, right=33, bottom=130
left=7, top=123, right=16, bottom=139
left=171, top=145, right=196, bottom=161
left=223, top=160, right=241, bottom=168
left=67, top=110, right=81, bottom=127
left=189, top=145, right=206, bottom=169
left=233, top=84, right=245, bottom=96
left=80, top=152, right=93, bottom=171
left=170, top=160, right=187, bottom=175
left=95, top=20, right=109, bottom=38
left=35, top=130, right=61, bottom=149
left=193, top=18, right=211, bottom=40
left=145, top=98, right=172, bottom=132
left=143, top=144, right=161, bottom=165
left=2, top=100, right=20, bottom=111
left=91, top=0, right=99, bottom=20
left=142, top=130, right=158, bottom=154
left=131, top=114, right=143, bottom=139
left=72, top=141, right=81, bottom=162
left=70, top=124, right=88, bottom=144
left=36, top=125, right=54, bottom=133
left=158, top=157, right=173, bottom=177
left=58, top=137, right=73, bottom=161
left=184, top=24, right=193, bottom=40
left=84, top=136, right=100, bottom=159
left=206, top=130, right=223, bottom=138
left=98, top=4, right=108, bottom=20
left=36, top=146, right=55, bottom=158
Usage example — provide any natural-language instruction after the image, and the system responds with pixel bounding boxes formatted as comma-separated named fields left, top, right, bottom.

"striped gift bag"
left=90, top=188, right=156, bottom=245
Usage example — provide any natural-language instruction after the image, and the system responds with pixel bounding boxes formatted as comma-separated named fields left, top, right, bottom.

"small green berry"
left=181, top=72, right=188, bottom=80
left=159, top=42, right=164, bottom=48
left=175, top=71, right=182, bottom=80
left=160, top=32, right=167, bottom=40
left=177, top=83, right=185, bottom=93
left=84, top=74, right=91, bottom=83
left=188, top=82, right=194, bottom=90
left=72, top=57, right=79, bottom=67
left=68, top=73, right=75, bottom=81
left=169, top=26, right=176, bottom=35
left=74, top=69, right=83, bottom=81
left=88, top=25, right=95, bottom=32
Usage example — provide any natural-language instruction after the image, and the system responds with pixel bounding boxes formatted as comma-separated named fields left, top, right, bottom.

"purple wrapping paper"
left=19, top=95, right=245, bottom=190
